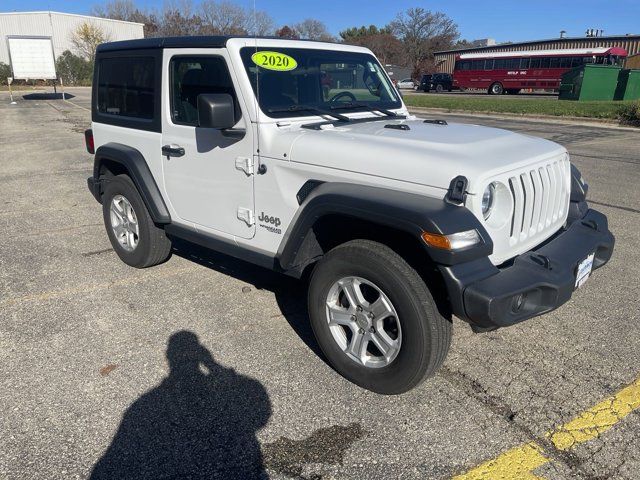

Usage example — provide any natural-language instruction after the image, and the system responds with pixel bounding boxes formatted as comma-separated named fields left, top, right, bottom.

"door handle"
left=162, top=144, right=185, bottom=158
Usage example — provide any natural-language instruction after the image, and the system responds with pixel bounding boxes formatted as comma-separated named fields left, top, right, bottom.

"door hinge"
left=237, top=207, right=255, bottom=226
left=235, top=156, right=254, bottom=176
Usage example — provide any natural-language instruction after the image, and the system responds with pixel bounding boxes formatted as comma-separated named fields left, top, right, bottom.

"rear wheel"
left=308, top=240, right=452, bottom=394
left=435, top=83, right=444, bottom=93
left=102, top=174, right=172, bottom=268
left=489, top=82, right=504, bottom=95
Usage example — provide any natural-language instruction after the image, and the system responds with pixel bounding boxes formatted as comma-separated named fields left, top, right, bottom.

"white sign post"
left=8, top=77, right=16, bottom=104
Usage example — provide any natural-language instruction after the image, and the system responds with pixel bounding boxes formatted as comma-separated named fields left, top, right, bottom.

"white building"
left=0, top=11, right=144, bottom=65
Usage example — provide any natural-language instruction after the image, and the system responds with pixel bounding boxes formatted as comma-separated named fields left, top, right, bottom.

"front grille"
left=506, top=156, right=570, bottom=246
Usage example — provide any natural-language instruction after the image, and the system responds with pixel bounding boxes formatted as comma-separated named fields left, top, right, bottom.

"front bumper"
left=439, top=208, right=614, bottom=330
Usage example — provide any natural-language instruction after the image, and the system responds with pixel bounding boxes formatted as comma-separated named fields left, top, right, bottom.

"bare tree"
left=275, top=25, right=298, bottom=39
left=390, top=8, right=458, bottom=75
left=294, top=19, right=334, bottom=41
left=340, top=25, right=405, bottom=66
left=246, top=10, right=275, bottom=36
left=70, top=22, right=111, bottom=62
left=91, top=0, right=159, bottom=37
left=90, top=0, right=137, bottom=20
left=200, top=0, right=247, bottom=35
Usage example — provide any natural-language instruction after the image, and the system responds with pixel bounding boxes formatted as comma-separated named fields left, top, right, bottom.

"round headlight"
left=482, top=183, right=496, bottom=220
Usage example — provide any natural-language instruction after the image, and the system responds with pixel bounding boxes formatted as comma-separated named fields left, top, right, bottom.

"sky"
left=1, top=0, right=639, bottom=43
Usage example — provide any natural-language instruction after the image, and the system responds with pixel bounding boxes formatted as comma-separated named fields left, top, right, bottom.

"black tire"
left=102, top=174, right=172, bottom=268
left=435, top=83, right=444, bottom=93
left=308, top=240, right=452, bottom=394
left=489, top=82, right=504, bottom=95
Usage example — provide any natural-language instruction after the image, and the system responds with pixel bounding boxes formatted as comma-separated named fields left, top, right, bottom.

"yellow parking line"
left=454, top=376, right=640, bottom=479
left=454, top=443, right=548, bottom=480
left=549, top=376, right=640, bottom=450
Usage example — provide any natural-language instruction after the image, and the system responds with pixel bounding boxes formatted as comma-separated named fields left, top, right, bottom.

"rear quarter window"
left=92, top=50, right=162, bottom=133
left=97, top=57, right=155, bottom=119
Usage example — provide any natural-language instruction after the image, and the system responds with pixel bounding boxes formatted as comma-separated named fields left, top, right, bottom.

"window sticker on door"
left=251, top=51, right=298, bottom=71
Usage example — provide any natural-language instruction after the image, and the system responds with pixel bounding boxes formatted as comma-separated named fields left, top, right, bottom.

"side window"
left=484, top=59, right=494, bottom=70
left=549, top=57, right=560, bottom=68
left=530, top=57, right=541, bottom=68
left=494, top=59, right=507, bottom=70
left=540, top=57, right=550, bottom=68
left=471, top=60, right=484, bottom=70
left=170, top=56, right=240, bottom=126
left=505, top=58, right=520, bottom=70
left=520, top=58, right=530, bottom=69
left=97, top=56, right=155, bottom=119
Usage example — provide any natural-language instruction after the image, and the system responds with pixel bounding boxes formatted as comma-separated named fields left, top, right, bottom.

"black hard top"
left=96, top=35, right=337, bottom=53
left=96, top=36, right=230, bottom=52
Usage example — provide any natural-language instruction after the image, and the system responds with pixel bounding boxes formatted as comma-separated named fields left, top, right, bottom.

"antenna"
left=253, top=0, right=261, bottom=166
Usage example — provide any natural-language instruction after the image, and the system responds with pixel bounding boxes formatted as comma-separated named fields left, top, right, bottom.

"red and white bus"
left=452, top=47, right=628, bottom=95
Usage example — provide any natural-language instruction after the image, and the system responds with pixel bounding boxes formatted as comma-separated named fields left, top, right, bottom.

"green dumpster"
left=614, top=69, right=640, bottom=101
left=559, top=65, right=621, bottom=101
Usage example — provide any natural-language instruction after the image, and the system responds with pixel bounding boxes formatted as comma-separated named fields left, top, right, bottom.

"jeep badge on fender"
left=86, top=36, right=614, bottom=394
left=258, top=212, right=281, bottom=227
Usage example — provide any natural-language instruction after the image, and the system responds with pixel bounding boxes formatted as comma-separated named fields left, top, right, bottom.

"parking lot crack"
left=440, top=366, right=588, bottom=475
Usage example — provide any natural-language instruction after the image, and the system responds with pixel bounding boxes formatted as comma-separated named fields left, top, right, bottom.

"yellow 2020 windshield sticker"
left=251, top=51, right=298, bottom=71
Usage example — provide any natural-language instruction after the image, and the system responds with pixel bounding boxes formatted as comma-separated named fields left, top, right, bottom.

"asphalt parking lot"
left=1, top=86, right=639, bottom=480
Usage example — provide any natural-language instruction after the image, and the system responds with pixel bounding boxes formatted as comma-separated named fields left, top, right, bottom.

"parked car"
left=86, top=36, right=614, bottom=394
left=396, top=78, right=416, bottom=89
left=420, top=73, right=453, bottom=92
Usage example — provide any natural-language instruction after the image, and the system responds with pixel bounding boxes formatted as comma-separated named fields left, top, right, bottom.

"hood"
left=283, top=118, right=566, bottom=194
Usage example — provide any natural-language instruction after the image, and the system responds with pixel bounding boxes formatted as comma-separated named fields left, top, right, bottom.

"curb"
left=407, top=106, right=639, bottom=131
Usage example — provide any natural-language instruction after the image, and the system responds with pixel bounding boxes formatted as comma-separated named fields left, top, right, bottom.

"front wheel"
left=435, top=83, right=444, bottom=93
left=308, top=240, right=452, bottom=394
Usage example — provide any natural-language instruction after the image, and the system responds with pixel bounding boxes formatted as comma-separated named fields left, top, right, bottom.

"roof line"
left=435, top=34, right=640, bottom=54
left=96, top=35, right=370, bottom=52
left=0, top=11, right=145, bottom=27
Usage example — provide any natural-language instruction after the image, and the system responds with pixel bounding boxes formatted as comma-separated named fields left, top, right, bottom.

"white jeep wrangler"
left=86, top=36, right=614, bottom=394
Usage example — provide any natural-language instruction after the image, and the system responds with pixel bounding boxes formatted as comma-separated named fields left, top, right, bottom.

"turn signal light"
left=421, top=229, right=481, bottom=250
left=421, top=232, right=451, bottom=250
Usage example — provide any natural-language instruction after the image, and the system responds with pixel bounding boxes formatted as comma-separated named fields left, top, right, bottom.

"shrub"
left=0, top=62, right=12, bottom=85
left=55, top=50, right=93, bottom=86
left=618, top=101, right=640, bottom=127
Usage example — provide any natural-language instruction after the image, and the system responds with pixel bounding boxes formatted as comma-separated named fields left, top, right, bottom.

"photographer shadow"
left=90, top=330, right=271, bottom=479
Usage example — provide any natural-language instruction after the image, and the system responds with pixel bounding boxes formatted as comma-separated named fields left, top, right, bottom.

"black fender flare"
left=91, top=143, right=171, bottom=224
left=276, top=182, right=492, bottom=271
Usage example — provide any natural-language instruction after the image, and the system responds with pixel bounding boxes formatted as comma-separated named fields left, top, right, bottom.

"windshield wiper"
left=268, top=105, right=349, bottom=122
left=329, top=102, right=401, bottom=118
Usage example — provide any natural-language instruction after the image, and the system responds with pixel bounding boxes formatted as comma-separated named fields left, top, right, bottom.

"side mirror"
left=197, top=93, right=236, bottom=129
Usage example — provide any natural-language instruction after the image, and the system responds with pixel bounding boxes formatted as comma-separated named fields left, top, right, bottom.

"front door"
left=162, top=49, right=255, bottom=239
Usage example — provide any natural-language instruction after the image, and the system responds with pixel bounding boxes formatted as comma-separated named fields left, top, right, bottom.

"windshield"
left=240, top=47, right=402, bottom=119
